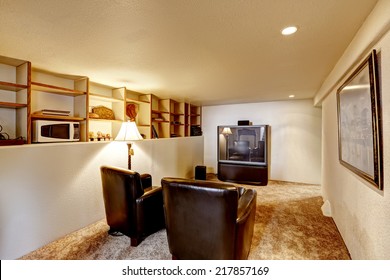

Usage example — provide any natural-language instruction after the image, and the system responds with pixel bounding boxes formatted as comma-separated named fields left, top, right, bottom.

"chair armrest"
left=135, top=186, right=165, bottom=234
left=237, top=186, right=246, bottom=197
left=138, top=185, right=162, bottom=201
left=140, top=173, right=152, bottom=189
left=237, top=189, right=256, bottom=223
left=235, top=188, right=257, bottom=259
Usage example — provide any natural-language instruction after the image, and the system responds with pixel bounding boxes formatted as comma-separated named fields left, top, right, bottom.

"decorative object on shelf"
left=126, top=103, right=138, bottom=121
left=97, top=131, right=104, bottom=141
left=88, top=131, right=111, bottom=141
left=88, top=112, right=99, bottom=119
left=115, top=121, right=143, bottom=169
left=92, top=106, right=115, bottom=120
left=0, top=124, right=25, bottom=145
left=337, top=49, right=383, bottom=190
left=0, top=124, right=10, bottom=140
left=88, top=131, right=95, bottom=141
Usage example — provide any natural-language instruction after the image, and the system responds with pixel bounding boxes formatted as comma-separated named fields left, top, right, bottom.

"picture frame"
left=337, top=50, right=383, bottom=190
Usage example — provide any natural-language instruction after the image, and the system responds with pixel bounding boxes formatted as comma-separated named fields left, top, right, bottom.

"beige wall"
left=202, top=99, right=322, bottom=184
left=0, top=136, right=204, bottom=259
left=318, top=0, right=390, bottom=259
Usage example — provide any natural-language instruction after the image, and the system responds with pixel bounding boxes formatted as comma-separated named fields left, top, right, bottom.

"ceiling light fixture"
left=281, top=26, right=298, bottom=36
left=289, top=95, right=295, bottom=98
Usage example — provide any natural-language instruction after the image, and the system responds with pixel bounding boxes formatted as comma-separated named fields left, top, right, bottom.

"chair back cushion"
left=161, top=177, right=239, bottom=259
left=100, top=166, right=144, bottom=235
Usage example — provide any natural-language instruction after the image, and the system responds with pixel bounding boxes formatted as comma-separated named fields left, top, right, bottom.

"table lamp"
left=115, top=120, right=143, bottom=169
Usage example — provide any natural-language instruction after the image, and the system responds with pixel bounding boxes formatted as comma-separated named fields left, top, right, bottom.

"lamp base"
left=127, top=143, right=133, bottom=170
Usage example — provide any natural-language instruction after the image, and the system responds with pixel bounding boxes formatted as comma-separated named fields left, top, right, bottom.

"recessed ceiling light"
left=281, top=26, right=298, bottom=36
left=289, top=95, right=295, bottom=98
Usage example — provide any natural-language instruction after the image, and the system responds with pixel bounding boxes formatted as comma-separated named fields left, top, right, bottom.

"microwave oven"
left=33, top=120, right=80, bottom=143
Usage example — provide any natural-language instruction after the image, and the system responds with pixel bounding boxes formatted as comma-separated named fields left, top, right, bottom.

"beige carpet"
left=20, top=179, right=350, bottom=260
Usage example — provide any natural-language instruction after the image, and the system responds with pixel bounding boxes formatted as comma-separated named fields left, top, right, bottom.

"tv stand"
left=218, top=162, right=268, bottom=185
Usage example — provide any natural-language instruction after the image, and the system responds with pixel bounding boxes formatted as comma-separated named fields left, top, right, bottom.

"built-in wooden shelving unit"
left=0, top=54, right=202, bottom=145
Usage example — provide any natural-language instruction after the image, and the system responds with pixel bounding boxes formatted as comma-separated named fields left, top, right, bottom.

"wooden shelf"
left=0, top=81, right=28, bottom=92
left=152, top=109, right=169, bottom=114
left=0, top=101, right=27, bottom=109
left=31, top=114, right=85, bottom=121
left=88, top=83, right=126, bottom=141
left=89, top=118, right=123, bottom=123
left=126, top=97, right=150, bottom=104
left=0, top=56, right=30, bottom=144
left=90, top=93, right=123, bottom=103
left=0, top=139, right=26, bottom=146
left=31, top=82, right=86, bottom=96
left=152, top=120, right=169, bottom=123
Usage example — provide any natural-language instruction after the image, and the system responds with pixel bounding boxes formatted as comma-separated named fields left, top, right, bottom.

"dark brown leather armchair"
left=100, top=166, right=165, bottom=246
left=161, top=177, right=257, bottom=259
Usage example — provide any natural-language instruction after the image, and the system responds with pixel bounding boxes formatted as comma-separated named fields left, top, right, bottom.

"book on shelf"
left=152, top=125, right=159, bottom=139
left=34, top=109, right=71, bottom=116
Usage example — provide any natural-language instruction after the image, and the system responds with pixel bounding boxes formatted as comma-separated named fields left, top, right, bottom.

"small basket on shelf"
left=91, top=106, right=115, bottom=120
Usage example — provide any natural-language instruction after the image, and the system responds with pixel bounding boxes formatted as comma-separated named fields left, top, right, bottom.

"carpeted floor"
left=20, top=179, right=350, bottom=260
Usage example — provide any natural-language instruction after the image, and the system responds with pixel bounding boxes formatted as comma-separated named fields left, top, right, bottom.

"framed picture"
left=337, top=50, right=383, bottom=190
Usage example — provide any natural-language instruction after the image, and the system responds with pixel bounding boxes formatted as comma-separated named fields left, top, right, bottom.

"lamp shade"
left=115, top=121, right=143, bottom=141
left=221, top=127, right=232, bottom=135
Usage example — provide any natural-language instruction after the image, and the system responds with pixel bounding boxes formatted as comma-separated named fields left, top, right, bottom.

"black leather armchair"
left=161, top=177, right=257, bottom=259
left=100, top=166, right=165, bottom=246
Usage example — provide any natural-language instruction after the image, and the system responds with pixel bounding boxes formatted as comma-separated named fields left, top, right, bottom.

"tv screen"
left=218, top=125, right=267, bottom=166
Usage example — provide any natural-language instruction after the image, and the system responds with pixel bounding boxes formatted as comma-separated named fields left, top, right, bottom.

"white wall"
left=202, top=99, right=322, bottom=184
left=318, top=0, right=390, bottom=259
left=132, top=136, right=204, bottom=182
left=0, top=136, right=203, bottom=259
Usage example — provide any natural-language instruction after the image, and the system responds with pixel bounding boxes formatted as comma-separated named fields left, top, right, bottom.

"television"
left=218, top=125, right=268, bottom=166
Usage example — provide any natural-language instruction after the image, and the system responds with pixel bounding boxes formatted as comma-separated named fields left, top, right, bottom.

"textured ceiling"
left=0, top=0, right=378, bottom=105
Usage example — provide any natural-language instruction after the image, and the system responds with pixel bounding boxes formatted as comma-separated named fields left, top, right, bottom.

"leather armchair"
left=161, top=177, right=257, bottom=259
left=100, top=166, right=165, bottom=246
